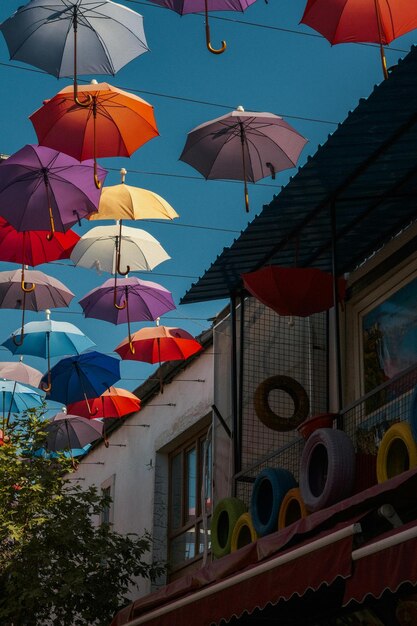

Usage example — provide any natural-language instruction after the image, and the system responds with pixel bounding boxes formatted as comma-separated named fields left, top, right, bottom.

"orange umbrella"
left=30, top=81, right=159, bottom=188
left=67, top=386, right=141, bottom=419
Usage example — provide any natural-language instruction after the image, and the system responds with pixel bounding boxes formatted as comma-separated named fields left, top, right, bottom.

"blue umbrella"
left=0, top=378, right=45, bottom=429
left=40, top=351, right=120, bottom=415
left=31, top=443, right=92, bottom=460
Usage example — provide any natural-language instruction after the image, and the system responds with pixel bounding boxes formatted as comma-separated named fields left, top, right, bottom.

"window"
left=100, top=475, right=115, bottom=526
left=168, top=427, right=212, bottom=574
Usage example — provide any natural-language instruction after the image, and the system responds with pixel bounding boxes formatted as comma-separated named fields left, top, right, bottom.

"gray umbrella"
left=180, top=106, right=308, bottom=212
left=45, top=412, right=103, bottom=451
left=0, top=0, right=148, bottom=104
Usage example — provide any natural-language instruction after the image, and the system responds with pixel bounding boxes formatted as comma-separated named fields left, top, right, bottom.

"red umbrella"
left=68, top=386, right=141, bottom=419
left=242, top=266, right=346, bottom=317
left=300, top=0, right=417, bottom=79
left=0, top=217, right=79, bottom=291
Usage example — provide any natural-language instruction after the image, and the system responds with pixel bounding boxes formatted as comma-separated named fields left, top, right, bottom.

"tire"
left=376, top=422, right=417, bottom=483
left=278, top=487, right=309, bottom=530
left=230, top=512, right=257, bottom=552
left=299, top=428, right=355, bottom=513
left=409, top=386, right=417, bottom=444
left=251, top=467, right=297, bottom=537
left=211, top=497, right=246, bottom=559
left=254, top=375, right=309, bottom=431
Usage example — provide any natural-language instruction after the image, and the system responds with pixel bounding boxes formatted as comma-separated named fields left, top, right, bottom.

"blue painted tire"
left=250, top=467, right=297, bottom=537
left=299, top=428, right=355, bottom=512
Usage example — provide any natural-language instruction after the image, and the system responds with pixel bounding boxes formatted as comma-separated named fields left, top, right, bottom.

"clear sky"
left=0, top=0, right=415, bottom=397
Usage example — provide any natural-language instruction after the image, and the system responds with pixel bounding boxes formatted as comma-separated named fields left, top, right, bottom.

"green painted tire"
left=211, top=497, right=246, bottom=559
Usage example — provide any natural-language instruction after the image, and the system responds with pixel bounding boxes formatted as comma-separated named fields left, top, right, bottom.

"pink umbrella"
left=0, top=358, right=43, bottom=387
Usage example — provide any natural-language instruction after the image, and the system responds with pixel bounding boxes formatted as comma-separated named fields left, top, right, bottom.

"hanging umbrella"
left=0, top=145, right=107, bottom=239
left=115, top=324, right=202, bottom=391
left=0, top=0, right=149, bottom=104
left=147, top=0, right=257, bottom=54
left=44, top=412, right=103, bottom=464
left=70, top=224, right=170, bottom=276
left=0, top=358, right=43, bottom=388
left=79, top=276, right=176, bottom=353
left=0, top=378, right=45, bottom=430
left=30, top=81, right=158, bottom=189
left=2, top=310, right=96, bottom=392
left=180, top=106, right=307, bottom=212
left=39, top=351, right=121, bottom=415
left=31, top=442, right=92, bottom=460
left=68, top=386, right=141, bottom=419
left=0, top=268, right=74, bottom=346
left=241, top=267, right=347, bottom=317
left=300, top=0, right=417, bottom=80
left=0, top=216, right=79, bottom=291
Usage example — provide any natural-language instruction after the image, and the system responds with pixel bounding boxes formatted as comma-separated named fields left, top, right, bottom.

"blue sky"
left=0, top=0, right=415, bottom=395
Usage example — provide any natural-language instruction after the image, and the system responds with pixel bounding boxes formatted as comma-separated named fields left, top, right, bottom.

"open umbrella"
left=147, top=0, right=257, bottom=54
left=0, top=378, right=45, bottom=430
left=0, top=145, right=106, bottom=239
left=2, top=310, right=95, bottom=392
left=79, top=276, right=175, bottom=353
left=300, top=0, right=417, bottom=79
left=30, top=81, right=158, bottom=189
left=70, top=224, right=170, bottom=276
left=40, top=351, right=121, bottom=415
left=115, top=324, right=202, bottom=391
left=0, top=217, right=79, bottom=291
left=44, top=412, right=103, bottom=464
left=0, top=268, right=74, bottom=346
left=0, top=358, right=43, bottom=388
left=180, top=106, right=307, bottom=212
left=241, top=267, right=347, bottom=317
left=0, top=0, right=149, bottom=104
left=68, top=386, right=141, bottom=419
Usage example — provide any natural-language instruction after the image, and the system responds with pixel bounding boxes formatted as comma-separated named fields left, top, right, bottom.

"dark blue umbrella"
left=40, top=351, right=120, bottom=415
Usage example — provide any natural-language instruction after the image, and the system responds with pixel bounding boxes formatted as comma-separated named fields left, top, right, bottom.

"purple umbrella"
left=0, top=144, right=107, bottom=239
left=180, top=106, right=308, bottom=212
left=147, top=0, right=257, bottom=54
left=44, top=412, right=103, bottom=465
left=79, top=276, right=176, bottom=354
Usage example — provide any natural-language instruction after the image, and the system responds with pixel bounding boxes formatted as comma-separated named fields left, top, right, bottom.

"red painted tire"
left=299, top=428, right=355, bottom=512
left=278, top=487, right=309, bottom=530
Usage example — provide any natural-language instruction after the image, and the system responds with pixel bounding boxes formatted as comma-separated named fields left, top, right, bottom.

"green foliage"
left=0, top=408, right=163, bottom=626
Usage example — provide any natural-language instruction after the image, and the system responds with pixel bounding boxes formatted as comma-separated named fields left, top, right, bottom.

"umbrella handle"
left=126, top=292, right=135, bottom=355
left=204, top=0, right=226, bottom=54
left=20, top=265, right=35, bottom=293
left=46, top=186, right=55, bottom=241
left=72, top=11, right=93, bottom=108
left=41, top=340, right=52, bottom=392
left=12, top=297, right=26, bottom=346
left=94, top=163, right=102, bottom=190
left=116, top=256, right=130, bottom=276
left=116, top=223, right=130, bottom=275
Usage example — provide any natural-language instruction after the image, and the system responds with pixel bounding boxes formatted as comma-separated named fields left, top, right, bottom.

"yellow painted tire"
left=230, top=512, right=257, bottom=552
left=376, top=422, right=417, bottom=483
left=278, top=487, right=309, bottom=530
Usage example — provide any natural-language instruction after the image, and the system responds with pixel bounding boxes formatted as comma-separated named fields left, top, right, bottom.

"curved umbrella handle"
left=74, top=87, right=93, bottom=108
left=21, top=263, right=35, bottom=293
left=116, top=257, right=130, bottom=276
left=113, top=293, right=127, bottom=310
left=205, top=0, right=226, bottom=54
left=72, top=11, right=93, bottom=108
left=41, top=380, right=52, bottom=393
left=94, top=161, right=102, bottom=190
left=116, top=222, right=130, bottom=275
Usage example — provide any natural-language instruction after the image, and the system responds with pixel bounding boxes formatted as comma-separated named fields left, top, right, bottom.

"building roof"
left=181, top=46, right=417, bottom=305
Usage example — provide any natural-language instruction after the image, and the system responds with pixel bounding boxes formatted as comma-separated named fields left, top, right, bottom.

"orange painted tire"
left=230, top=512, right=257, bottom=552
left=278, top=487, right=309, bottom=530
left=376, top=422, right=417, bottom=483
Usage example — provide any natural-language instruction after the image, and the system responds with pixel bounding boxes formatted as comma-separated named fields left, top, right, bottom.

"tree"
left=0, top=408, right=163, bottom=626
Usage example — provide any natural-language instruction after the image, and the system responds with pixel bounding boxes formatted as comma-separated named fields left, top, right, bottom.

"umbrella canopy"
left=115, top=325, right=203, bottom=362
left=0, top=145, right=107, bottom=238
left=32, top=443, right=92, bottom=459
left=0, top=378, right=45, bottom=428
left=300, top=0, right=417, bottom=79
left=40, top=351, right=121, bottom=411
left=0, top=359, right=43, bottom=387
left=147, top=0, right=257, bottom=54
left=0, top=0, right=148, bottom=102
left=68, top=386, right=141, bottom=419
left=70, top=224, right=170, bottom=275
left=44, top=412, right=103, bottom=451
left=241, top=267, right=347, bottom=317
left=180, top=107, right=307, bottom=211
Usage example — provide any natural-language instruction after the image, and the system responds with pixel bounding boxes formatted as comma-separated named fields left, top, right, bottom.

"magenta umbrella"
left=79, top=276, right=176, bottom=354
left=180, top=106, right=307, bottom=212
left=147, top=0, right=257, bottom=54
left=0, top=144, right=107, bottom=239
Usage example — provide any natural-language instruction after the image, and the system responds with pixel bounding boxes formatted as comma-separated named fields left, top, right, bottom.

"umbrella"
left=70, top=224, right=170, bottom=276
left=300, top=0, right=417, bottom=79
left=79, top=276, right=176, bottom=353
left=0, top=145, right=107, bottom=239
left=39, top=351, right=121, bottom=415
left=0, top=378, right=45, bottom=430
left=31, top=443, right=92, bottom=460
left=2, top=310, right=96, bottom=392
left=0, top=0, right=149, bottom=104
left=147, top=0, right=257, bottom=54
left=44, top=412, right=103, bottom=464
left=115, top=324, right=202, bottom=391
left=0, top=358, right=43, bottom=388
left=68, top=386, right=141, bottom=419
left=0, top=216, right=79, bottom=291
left=30, top=81, right=158, bottom=189
left=241, top=267, right=347, bottom=317
left=180, top=106, right=307, bottom=212
left=0, top=268, right=74, bottom=346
